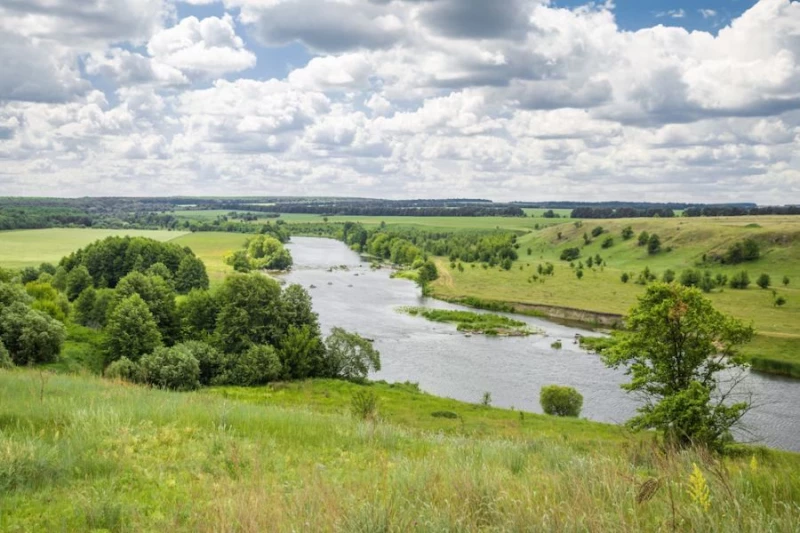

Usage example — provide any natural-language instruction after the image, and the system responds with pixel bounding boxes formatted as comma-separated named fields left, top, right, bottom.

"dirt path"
left=433, top=259, right=454, bottom=288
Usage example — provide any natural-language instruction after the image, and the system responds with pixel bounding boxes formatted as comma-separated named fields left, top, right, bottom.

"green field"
left=428, top=215, right=800, bottom=373
left=2, top=369, right=798, bottom=531
left=171, top=232, right=249, bottom=284
left=0, top=228, right=188, bottom=269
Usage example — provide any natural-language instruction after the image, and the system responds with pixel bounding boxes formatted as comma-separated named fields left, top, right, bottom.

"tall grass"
left=0, top=369, right=798, bottom=531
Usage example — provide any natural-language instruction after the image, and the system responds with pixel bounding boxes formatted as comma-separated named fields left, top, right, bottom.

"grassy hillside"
left=1, top=369, right=798, bottom=532
left=430, top=215, right=800, bottom=374
left=0, top=228, right=188, bottom=269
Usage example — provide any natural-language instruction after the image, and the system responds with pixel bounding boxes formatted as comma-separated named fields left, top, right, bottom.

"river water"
left=283, top=237, right=800, bottom=452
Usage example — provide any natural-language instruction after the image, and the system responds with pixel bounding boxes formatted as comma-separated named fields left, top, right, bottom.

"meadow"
left=1, top=369, right=798, bottom=532
left=0, top=228, right=187, bottom=269
left=171, top=232, right=249, bottom=284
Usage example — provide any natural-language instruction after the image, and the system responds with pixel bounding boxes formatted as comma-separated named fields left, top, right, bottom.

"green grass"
left=0, top=228, right=188, bottom=269
left=429, top=215, right=800, bottom=376
left=1, top=370, right=798, bottom=531
left=171, top=232, right=249, bottom=285
left=399, top=307, right=537, bottom=336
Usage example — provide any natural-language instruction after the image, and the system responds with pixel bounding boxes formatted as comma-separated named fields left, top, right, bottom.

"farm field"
left=279, top=212, right=567, bottom=232
left=2, top=369, right=798, bottom=531
left=171, top=232, right=249, bottom=284
left=0, top=228, right=187, bottom=269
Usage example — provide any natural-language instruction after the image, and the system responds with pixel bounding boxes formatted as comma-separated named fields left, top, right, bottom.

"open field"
left=429, top=215, right=800, bottom=373
left=0, top=228, right=188, bottom=269
left=1, top=369, right=798, bottom=531
left=171, top=232, right=249, bottom=284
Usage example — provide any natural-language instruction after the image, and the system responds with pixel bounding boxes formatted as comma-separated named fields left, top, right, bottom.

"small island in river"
left=399, top=307, right=542, bottom=337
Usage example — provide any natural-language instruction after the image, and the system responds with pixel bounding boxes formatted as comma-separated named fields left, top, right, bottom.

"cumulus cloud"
left=1, top=0, right=799, bottom=202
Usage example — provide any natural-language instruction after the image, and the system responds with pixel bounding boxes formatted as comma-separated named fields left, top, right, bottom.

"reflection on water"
left=282, top=237, right=800, bottom=452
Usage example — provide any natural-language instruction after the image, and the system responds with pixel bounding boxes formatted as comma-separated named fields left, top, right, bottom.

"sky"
left=0, top=0, right=799, bottom=204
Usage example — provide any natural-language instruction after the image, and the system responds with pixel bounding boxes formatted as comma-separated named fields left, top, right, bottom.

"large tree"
left=214, top=272, right=283, bottom=353
left=0, top=302, right=65, bottom=365
left=323, top=328, right=381, bottom=382
left=603, top=283, right=754, bottom=450
left=104, top=294, right=162, bottom=363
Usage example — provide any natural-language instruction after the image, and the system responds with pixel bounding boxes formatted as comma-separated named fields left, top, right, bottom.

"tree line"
left=570, top=207, right=677, bottom=219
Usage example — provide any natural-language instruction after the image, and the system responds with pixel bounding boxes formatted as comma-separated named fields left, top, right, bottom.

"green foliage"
left=756, top=273, right=771, bottom=289
left=278, top=325, right=323, bottom=380
left=177, top=341, right=223, bottom=386
left=783, top=275, right=790, bottom=287
left=699, top=270, right=715, bottom=293
left=350, top=389, right=379, bottom=420
left=140, top=345, right=201, bottom=391
left=540, top=385, right=583, bottom=417
left=603, top=283, right=754, bottom=450
left=621, top=226, right=634, bottom=240
left=0, top=339, right=13, bottom=369
left=214, top=273, right=282, bottom=354
left=323, top=328, right=381, bottom=382
left=729, top=271, right=751, bottom=290
left=591, top=226, right=604, bottom=238
left=560, top=247, right=580, bottom=261
left=480, top=391, right=492, bottom=407
left=72, top=288, right=97, bottom=327
left=65, top=265, right=93, bottom=301
left=551, top=340, right=562, bottom=350
left=105, top=356, right=144, bottom=383
left=224, top=235, right=293, bottom=272
left=25, top=281, right=70, bottom=322
left=601, top=236, right=614, bottom=249
left=174, top=255, right=209, bottom=293
left=401, top=307, right=534, bottom=336
left=620, top=272, right=630, bottom=283
left=662, top=269, right=675, bottom=283
left=0, top=302, right=65, bottom=365
left=680, top=269, right=702, bottom=288
left=723, top=238, right=760, bottom=264
left=637, top=231, right=650, bottom=246
left=647, top=234, right=662, bottom=255
left=177, top=289, right=219, bottom=341
left=418, top=260, right=439, bottom=284
left=112, top=272, right=179, bottom=343
left=216, top=344, right=282, bottom=386
left=20, top=267, right=39, bottom=284
left=145, top=262, right=173, bottom=284
left=52, top=267, right=68, bottom=292
left=104, top=294, right=162, bottom=364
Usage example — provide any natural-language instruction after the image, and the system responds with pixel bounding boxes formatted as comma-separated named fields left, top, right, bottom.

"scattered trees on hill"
left=729, top=271, right=751, bottom=290
left=603, top=283, right=754, bottom=450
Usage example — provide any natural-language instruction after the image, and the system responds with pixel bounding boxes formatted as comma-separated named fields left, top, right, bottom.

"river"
left=283, top=237, right=800, bottom=452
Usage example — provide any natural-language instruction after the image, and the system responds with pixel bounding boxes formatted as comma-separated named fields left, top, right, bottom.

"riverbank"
left=2, top=369, right=799, bottom=531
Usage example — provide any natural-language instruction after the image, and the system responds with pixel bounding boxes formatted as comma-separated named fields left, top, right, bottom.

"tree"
left=73, top=287, right=98, bottom=327
left=0, top=281, right=33, bottom=308
left=104, top=294, right=162, bottom=364
left=756, top=273, right=771, bottom=290
left=140, top=345, right=201, bottom=391
left=729, top=271, right=751, bottom=290
left=176, top=341, right=223, bottom=385
left=621, top=226, right=634, bottom=240
left=177, top=289, right=219, bottom=341
left=278, top=325, right=324, bottom=379
left=637, top=231, right=650, bottom=246
left=174, top=255, right=209, bottom=293
left=783, top=276, right=790, bottom=287
left=0, top=339, right=13, bottom=369
left=602, top=236, right=614, bottom=249
left=662, top=269, right=675, bottom=283
left=560, top=248, right=580, bottom=261
left=591, top=226, right=604, bottom=237
left=647, top=233, right=661, bottom=255
left=418, top=260, right=439, bottom=283
left=620, top=272, right=630, bottom=283
left=20, top=267, right=39, bottom=284
left=113, top=272, right=180, bottom=344
left=602, top=283, right=754, bottom=450
left=0, top=302, right=65, bottom=365
left=323, top=328, right=381, bottom=382
left=105, top=356, right=144, bottom=383
left=65, top=265, right=93, bottom=301
left=540, top=385, right=583, bottom=417
left=680, top=269, right=701, bottom=288
left=214, top=273, right=283, bottom=353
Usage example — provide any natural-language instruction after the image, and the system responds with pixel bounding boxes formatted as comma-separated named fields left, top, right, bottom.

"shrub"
left=431, top=410, right=459, bottom=419
left=637, top=231, right=650, bottom=246
left=0, top=340, right=13, bottom=369
left=559, top=247, right=580, bottom=261
left=783, top=276, right=790, bottom=287
left=351, top=389, right=379, bottom=421
left=662, top=269, right=675, bottom=283
left=680, top=269, right=701, bottom=288
left=621, top=226, right=634, bottom=240
left=323, top=328, right=380, bottom=382
left=481, top=391, right=492, bottom=407
left=724, top=238, right=760, bottom=264
left=177, top=341, right=223, bottom=385
left=551, top=340, right=563, bottom=350
left=0, top=302, right=65, bottom=365
left=620, top=272, right=630, bottom=283
left=757, top=273, right=771, bottom=289
left=140, top=346, right=201, bottom=391
left=774, top=295, right=787, bottom=308
left=105, top=357, right=143, bottom=383
left=216, top=344, right=282, bottom=386
left=576, top=269, right=584, bottom=280
left=647, top=234, right=661, bottom=255
left=601, top=236, right=614, bottom=249
left=540, top=385, right=583, bottom=417
left=591, top=226, right=604, bottom=237
left=699, top=271, right=715, bottom=293
left=729, top=271, right=751, bottom=290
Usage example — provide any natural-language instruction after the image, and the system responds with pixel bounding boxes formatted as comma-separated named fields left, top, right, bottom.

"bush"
left=0, top=302, right=65, bottom=365
left=637, top=231, right=650, bottom=246
left=0, top=340, right=13, bottom=369
left=323, top=328, right=381, bottom=381
left=724, top=238, right=760, bottom=264
left=551, top=340, right=563, bottom=350
left=431, top=410, right=459, bottom=419
left=662, top=269, right=675, bottom=283
left=216, top=344, right=282, bottom=386
left=601, top=236, right=614, bottom=249
left=620, top=272, right=630, bottom=283
left=105, top=357, right=143, bottom=383
left=591, top=226, right=604, bottom=237
left=621, top=226, right=634, bottom=240
left=140, top=346, right=201, bottom=391
left=351, top=389, right=379, bottom=421
left=540, top=385, right=583, bottom=417
left=680, top=269, right=701, bottom=288
left=757, top=273, right=771, bottom=289
left=647, top=234, right=661, bottom=255
left=177, top=341, right=223, bottom=385
left=729, top=271, right=751, bottom=290
left=559, top=247, right=580, bottom=261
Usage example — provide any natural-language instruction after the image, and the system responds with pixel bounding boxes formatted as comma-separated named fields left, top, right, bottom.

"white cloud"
left=699, top=9, right=718, bottom=19
left=1, top=0, right=800, bottom=202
